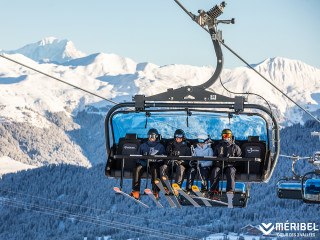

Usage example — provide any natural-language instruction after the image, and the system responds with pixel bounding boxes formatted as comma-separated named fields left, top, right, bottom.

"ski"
left=172, top=183, right=201, bottom=207
left=161, top=176, right=182, bottom=210
left=144, top=189, right=163, bottom=208
left=226, top=193, right=234, bottom=208
left=191, top=185, right=212, bottom=207
left=191, top=195, right=228, bottom=206
left=155, top=179, right=176, bottom=208
left=113, top=187, right=150, bottom=208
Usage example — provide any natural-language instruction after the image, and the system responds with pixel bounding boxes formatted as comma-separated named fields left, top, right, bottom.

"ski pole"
left=145, top=159, right=150, bottom=189
left=220, top=160, right=224, bottom=195
left=171, top=160, right=174, bottom=186
left=120, top=158, right=125, bottom=191
left=197, top=161, right=204, bottom=190
left=196, top=160, right=200, bottom=186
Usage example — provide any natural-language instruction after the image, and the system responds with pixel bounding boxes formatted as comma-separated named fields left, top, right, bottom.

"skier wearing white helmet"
left=185, top=133, right=213, bottom=194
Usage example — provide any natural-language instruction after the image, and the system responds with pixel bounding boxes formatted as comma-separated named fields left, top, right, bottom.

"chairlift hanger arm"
left=173, top=0, right=235, bottom=89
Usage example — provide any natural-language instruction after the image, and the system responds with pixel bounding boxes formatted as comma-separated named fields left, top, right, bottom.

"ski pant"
left=210, top=166, right=236, bottom=192
left=160, top=161, right=187, bottom=187
left=132, top=162, right=162, bottom=193
left=186, top=167, right=210, bottom=191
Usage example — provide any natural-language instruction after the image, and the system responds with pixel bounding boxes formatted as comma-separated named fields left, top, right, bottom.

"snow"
left=206, top=232, right=277, bottom=239
left=0, top=38, right=319, bottom=127
left=0, top=156, right=36, bottom=176
left=0, top=105, right=52, bottom=128
left=2, top=37, right=86, bottom=64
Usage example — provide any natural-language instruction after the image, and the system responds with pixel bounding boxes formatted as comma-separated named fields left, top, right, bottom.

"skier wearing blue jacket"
left=186, top=133, right=213, bottom=193
left=131, top=128, right=165, bottom=200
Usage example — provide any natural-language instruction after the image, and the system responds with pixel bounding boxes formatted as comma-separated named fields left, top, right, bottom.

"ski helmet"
left=197, top=133, right=208, bottom=143
left=174, top=129, right=185, bottom=139
left=221, top=129, right=232, bottom=143
left=147, top=128, right=159, bottom=140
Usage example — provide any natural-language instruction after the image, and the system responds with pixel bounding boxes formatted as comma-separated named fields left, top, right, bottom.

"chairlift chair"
left=104, top=1, right=280, bottom=207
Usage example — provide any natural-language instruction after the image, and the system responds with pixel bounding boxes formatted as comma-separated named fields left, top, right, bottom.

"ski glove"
left=189, top=161, right=197, bottom=167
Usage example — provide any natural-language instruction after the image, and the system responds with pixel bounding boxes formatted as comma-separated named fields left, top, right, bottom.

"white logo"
left=149, top=148, right=159, bottom=155
left=210, top=95, right=217, bottom=100
left=124, top=146, right=136, bottom=149
left=256, top=221, right=319, bottom=237
left=259, top=223, right=275, bottom=235
left=247, top=147, right=260, bottom=154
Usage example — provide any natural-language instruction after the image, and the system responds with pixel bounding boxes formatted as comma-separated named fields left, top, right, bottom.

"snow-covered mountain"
left=1, top=39, right=319, bottom=125
left=1, top=37, right=86, bottom=64
left=0, top=37, right=319, bottom=170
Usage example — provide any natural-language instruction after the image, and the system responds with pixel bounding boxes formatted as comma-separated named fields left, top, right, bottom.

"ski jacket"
left=213, top=140, right=242, bottom=167
left=193, top=143, right=213, bottom=167
left=165, top=140, right=191, bottom=165
left=137, top=140, right=165, bottom=165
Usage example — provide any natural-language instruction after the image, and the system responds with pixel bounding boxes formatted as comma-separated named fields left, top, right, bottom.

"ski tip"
left=172, top=183, right=180, bottom=189
left=162, top=176, right=167, bottom=181
left=113, top=187, right=120, bottom=192
left=155, top=179, right=160, bottom=184
left=192, top=185, right=199, bottom=191
left=144, top=189, right=152, bottom=194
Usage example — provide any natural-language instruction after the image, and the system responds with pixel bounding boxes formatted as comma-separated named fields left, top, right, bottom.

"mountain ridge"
left=2, top=37, right=86, bottom=64
left=1, top=38, right=319, bottom=127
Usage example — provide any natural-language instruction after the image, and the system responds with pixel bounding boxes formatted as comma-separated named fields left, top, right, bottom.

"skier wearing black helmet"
left=209, top=129, right=241, bottom=208
left=130, top=128, right=165, bottom=200
left=160, top=129, right=191, bottom=187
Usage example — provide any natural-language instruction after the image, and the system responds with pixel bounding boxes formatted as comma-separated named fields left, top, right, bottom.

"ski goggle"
left=198, top=138, right=208, bottom=143
left=148, top=134, right=158, bottom=139
left=222, top=133, right=231, bottom=138
left=175, top=134, right=184, bottom=138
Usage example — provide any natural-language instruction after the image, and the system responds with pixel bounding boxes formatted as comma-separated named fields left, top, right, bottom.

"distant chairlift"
left=277, top=153, right=320, bottom=204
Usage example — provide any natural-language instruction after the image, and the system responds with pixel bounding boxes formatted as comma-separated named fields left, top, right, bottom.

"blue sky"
left=2, top=0, right=320, bottom=69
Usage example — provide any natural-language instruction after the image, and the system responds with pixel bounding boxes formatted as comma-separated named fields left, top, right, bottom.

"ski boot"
left=130, top=191, right=140, bottom=200
left=208, top=191, right=219, bottom=200
left=200, top=190, right=208, bottom=197
left=163, top=187, right=170, bottom=195
left=153, top=192, right=160, bottom=200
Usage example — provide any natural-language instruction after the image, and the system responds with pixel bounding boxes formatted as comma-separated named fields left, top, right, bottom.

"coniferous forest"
left=0, top=111, right=319, bottom=239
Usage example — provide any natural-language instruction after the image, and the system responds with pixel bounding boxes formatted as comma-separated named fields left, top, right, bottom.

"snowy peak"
left=65, top=52, right=138, bottom=75
left=3, top=37, right=86, bottom=64
left=39, top=37, right=59, bottom=46
left=255, top=57, right=317, bottom=72
left=252, top=57, right=320, bottom=91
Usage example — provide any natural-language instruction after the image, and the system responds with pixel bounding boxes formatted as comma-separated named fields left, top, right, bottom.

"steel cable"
left=219, top=41, right=320, bottom=124
left=0, top=200, right=174, bottom=240
left=0, top=53, right=119, bottom=105
left=0, top=188, right=218, bottom=235
left=0, top=197, right=197, bottom=240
